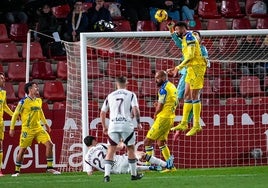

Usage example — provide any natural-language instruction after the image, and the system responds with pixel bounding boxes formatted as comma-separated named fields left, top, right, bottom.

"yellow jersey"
left=181, top=32, right=206, bottom=66
left=10, top=97, right=48, bottom=130
left=157, top=81, right=178, bottom=118
left=0, top=89, right=13, bottom=122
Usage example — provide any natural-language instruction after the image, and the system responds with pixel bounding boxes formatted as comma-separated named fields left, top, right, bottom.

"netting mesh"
left=60, top=31, right=268, bottom=172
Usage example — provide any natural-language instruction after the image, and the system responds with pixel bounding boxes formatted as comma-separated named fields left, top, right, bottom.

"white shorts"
left=108, top=131, right=136, bottom=146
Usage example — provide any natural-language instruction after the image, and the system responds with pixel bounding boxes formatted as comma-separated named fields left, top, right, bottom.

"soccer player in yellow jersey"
left=0, top=72, right=13, bottom=176
left=143, top=71, right=177, bottom=172
left=9, top=82, right=60, bottom=176
left=168, top=22, right=207, bottom=136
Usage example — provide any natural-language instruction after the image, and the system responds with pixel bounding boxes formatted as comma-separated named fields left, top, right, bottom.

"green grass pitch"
left=1, top=166, right=268, bottom=188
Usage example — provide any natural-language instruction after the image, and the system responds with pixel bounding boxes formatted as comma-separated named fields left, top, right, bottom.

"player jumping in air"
left=167, top=22, right=207, bottom=136
left=167, top=21, right=209, bottom=139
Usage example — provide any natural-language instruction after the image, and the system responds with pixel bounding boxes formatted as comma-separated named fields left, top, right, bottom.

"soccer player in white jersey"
left=84, top=136, right=171, bottom=175
left=100, top=76, right=143, bottom=182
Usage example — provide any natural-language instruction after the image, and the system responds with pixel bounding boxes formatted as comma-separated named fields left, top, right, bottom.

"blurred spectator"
left=64, top=0, right=89, bottom=41
left=36, top=4, right=60, bottom=56
left=120, top=0, right=150, bottom=31
left=3, top=0, right=28, bottom=25
left=87, top=0, right=113, bottom=32
left=149, top=0, right=180, bottom=23
left=179, top=0, right=199, bottom=27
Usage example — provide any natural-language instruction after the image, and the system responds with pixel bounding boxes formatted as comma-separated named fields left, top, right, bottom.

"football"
left=154, top=9, right=168, bottom=23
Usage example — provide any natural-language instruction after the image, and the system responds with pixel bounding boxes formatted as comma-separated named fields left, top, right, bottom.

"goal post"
left=60, top=29, right=268, bottom=172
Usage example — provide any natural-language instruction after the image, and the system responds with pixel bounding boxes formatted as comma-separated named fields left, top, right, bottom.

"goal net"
left=59, top=29, right=268, bottom=172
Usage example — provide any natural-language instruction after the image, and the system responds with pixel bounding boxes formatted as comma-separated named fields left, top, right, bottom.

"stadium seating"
left=4, top=82, right=18, bottom=103
left=92, top=80, right=114, bottom=99
left=51, top=4, right=70, bottom=19
left=167, top=40, right=182, bottom=58
left=140, top=79, right=158, bottom=98
left=205, top=61, right=226, bottom=78
left=95, top=38, right=116, bottom=58
left=142, top=38, right=169, bottom=57
left=239, top=76, right=265, bottom=97
left=187, top=16, right=203, bottom=30
left=113, top=20, right=131, bottom=32
left=126, top=79, right=140, bottom=97
left=218, top=37, right=238, bottom=56
left=53, top=101, right=66, bottom=110
left=131, top=60, right=153, bottom=78
left=155, top=58, right=175, bottom=72
left=251, top=96, right=268, bottom=105
left=0, top=64, right=3, bottom=73
left=43, top=81, right=66, bottom=101
left=213, top=77, right=237, bottom=97
left=202, top=98, right=221, bottom=106
left=206, top=18, right=228, bottom=30
left=17, top=82, right=26, bottom=99
left=232, top=17, right=251, bottom=29
left=7, top=62, right=26, bottom=81
left=198, top=0, right=222, bottom=19
left=106, top=59, right=130, bottom=77
left=31, top=61, right=56, bottom=80
left=0, top=24, right=11, bottom=43
left=0, top=43, right=21, bottom=62
left=201, top=78, right=214, bottom=98
left=136, top=20, right=157, bottom=31
left=9, top=23, right=28, bottom=42
left=87, top=60, right=104, bottom=79
left=22, top=42, right=46, bottom=61
left=220, top=0, right=244, bottom=18
left=256, top=17, right=268, bottom=29
left=56, top=60, right=67, bottom=80
left=245, top=0, right=268, bottom=18
left=42, top=102, right=49, bottom=110
left=121, top=38, right=142, bottom=59
left=225, top=97, right=247, bottom=105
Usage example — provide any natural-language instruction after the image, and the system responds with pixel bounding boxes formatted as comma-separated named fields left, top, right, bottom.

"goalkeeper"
left=167, top=22, right=208, bottom=137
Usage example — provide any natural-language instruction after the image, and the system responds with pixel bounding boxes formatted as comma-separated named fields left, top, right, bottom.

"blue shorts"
left=177, top=73, right=186, bottom=99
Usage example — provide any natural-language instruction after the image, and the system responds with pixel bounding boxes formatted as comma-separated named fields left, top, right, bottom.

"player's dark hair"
left=0, top=72, right=5, bottom=77
left=84, top=136, right=96, bottom=147
left=175, top=22, right=188, bottom=30
left=193, top=30, right=202, bottom=39
left=116, top=76, right=127, bottom=84
left=24, top=81, right=37, bottom=95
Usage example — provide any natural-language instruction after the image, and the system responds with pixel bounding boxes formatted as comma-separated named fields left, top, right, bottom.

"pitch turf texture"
left=1, top=166, right=268, bottom=188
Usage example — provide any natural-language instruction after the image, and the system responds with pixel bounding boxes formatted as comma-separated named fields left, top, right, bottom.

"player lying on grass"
left=84, top=136, right=174, bottom=175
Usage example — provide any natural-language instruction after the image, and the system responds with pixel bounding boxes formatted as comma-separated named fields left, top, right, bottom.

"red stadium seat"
left=51, top=4, right=70, bottom=19
left=0, top=24, right=11, bottom=43
left=56, top=60, right=67, bottom=80
left=92, top=80, right=114, bottom=99
left=121, top=38, right=142, bottom=59
left=22, top=42, right=46, bottom=61
left=140, top=79, right=158, bottom=98
left=113, top=20, right=131, bottom=32
left=95, top=38, right=116, bottom=58
left=232, top=17, right=251, bottom=29
left=202, top=98, right=221, bottom=106
left=142, top=38, right=168, bottom=57
left=218, top=37, right=238, bottom=56
left=53, top=101, right=66, bottom=110
left=9, top=23, right=28, bottom=42
left=205, top=61, right=226, bottom=78
left=87, top=60, right=104, bottom=79
left=43, top=81, right=66, bottom=101
left=256, top=17, right=268, bottom=29
left=206, top=18, right=228, bottom=30
left=82, top=2, right=93, bottom=11
left=42, top=102, right=49, bottom=110
left=167, top=40, right=183, bottom=58
left=239, top=76, right=265, bottom=97
left=131, top=60, right=153, bottom=78
left=221, top=0, right=244, bottom=18
left=106, top=59, right=130, bottom=78
left=213, top=77, right=236, bottom=97
left=251, top=96, right=268, bottom=105
left=0, top=43, right=21, bottom=62
left=246, top=0, right=268, bottom=18
left=137, top=20, right=157, bottom=31
left=201, top=78, right=214, bottom=98
left=225, top=97, right=246, bottom=105
left=31, top=61, right=56, bottom=80
left=7, top=62, right=26, bottom=82
left=17, top=82, right=26, bottom=99
left=4, top=82, right=18, bottom=103
left=155, top=58, right=175, bottom=72
left=198, top=0, right=222, bottom=19
left=127, top=79, right=140, bottom=97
